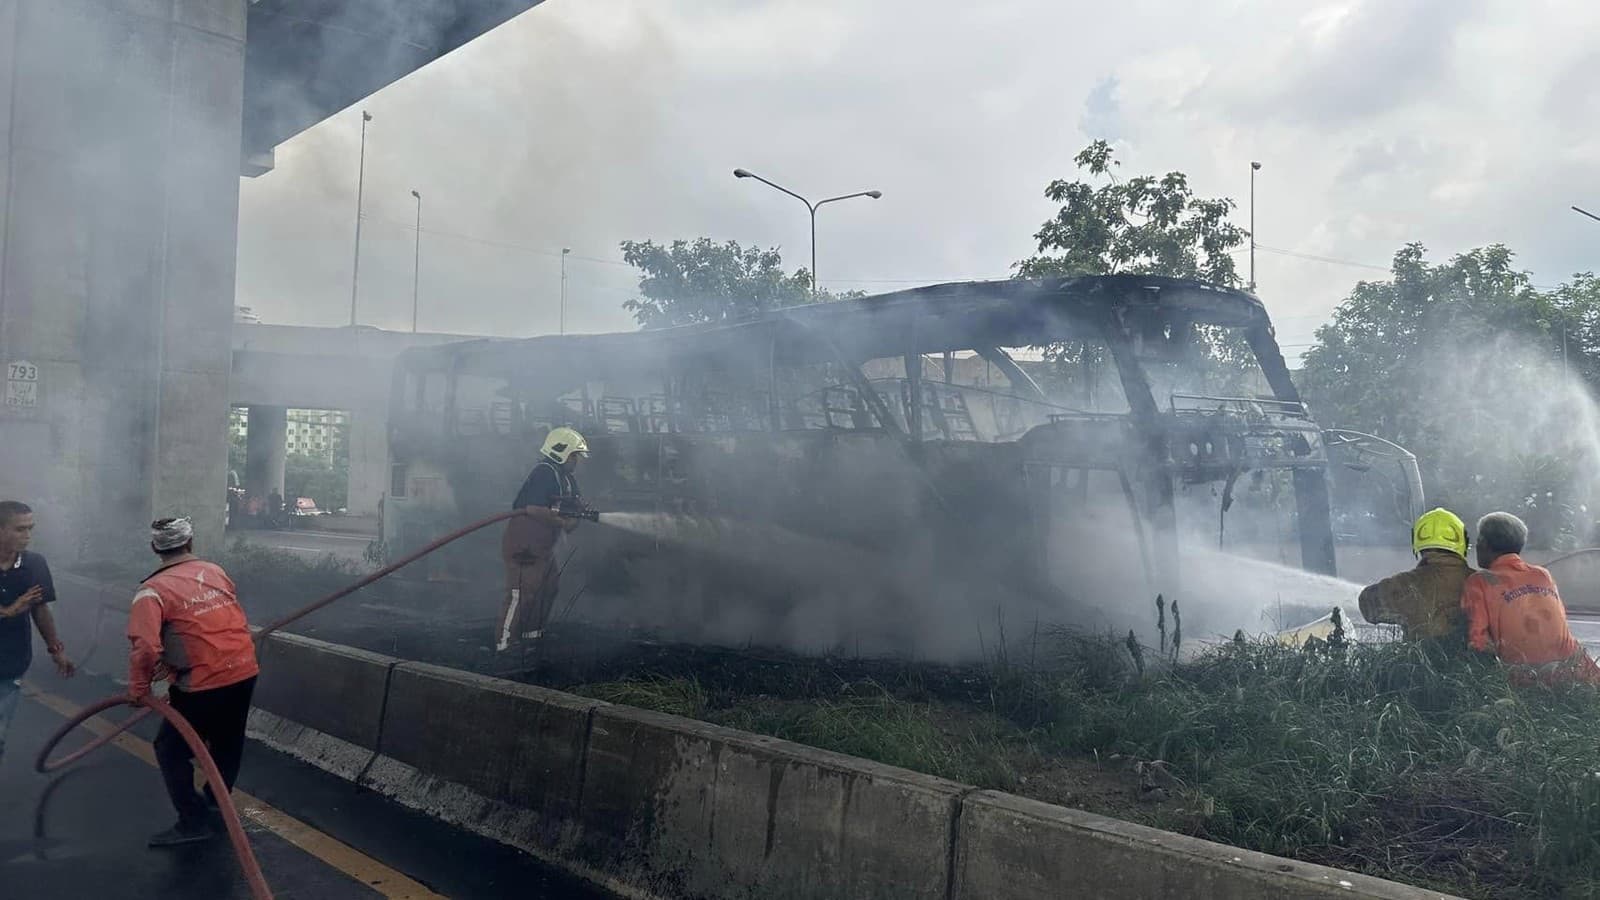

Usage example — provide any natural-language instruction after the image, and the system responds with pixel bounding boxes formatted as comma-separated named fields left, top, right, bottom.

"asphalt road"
left=228, top=528, right=374, bottom=565
left=2, top=669, right=616, bottom=899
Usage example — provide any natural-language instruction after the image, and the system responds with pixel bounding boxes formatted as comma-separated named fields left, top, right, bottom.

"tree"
left=1016, top=141, right=1253, bottom=397
left=284, top=452, right=349, bottom=512
left=620, top=238, right=822, bottom=328
left=1299, top=244, right=1597, bottom=546
left=1017, top=141, right=1246, bottom=284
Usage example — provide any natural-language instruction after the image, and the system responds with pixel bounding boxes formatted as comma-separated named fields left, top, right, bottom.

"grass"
left=59, top=537, right=364, bottom=625
left=574, top=633, right=1600, bottom=900
left=1037, top=638, right=1600, bottom=899
left=576, top=675, right=709, bottom=719
left=574, top=677, right=1023, bottom=789
left=213, top=539, right=368, bottom=624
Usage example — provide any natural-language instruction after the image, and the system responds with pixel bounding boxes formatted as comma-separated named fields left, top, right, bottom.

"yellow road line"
left=22, top=683, right=447, bottom=900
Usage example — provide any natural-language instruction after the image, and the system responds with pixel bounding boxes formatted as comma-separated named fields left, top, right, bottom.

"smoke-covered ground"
left=566, top=506, right=1370, bottom=662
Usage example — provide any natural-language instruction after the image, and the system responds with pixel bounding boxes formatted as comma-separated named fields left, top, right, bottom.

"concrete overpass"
left=242, top=1, right=542, bottom=176
left=230, top=323, right=477, bottom=518
left=0, top=0, right=542, bottom=560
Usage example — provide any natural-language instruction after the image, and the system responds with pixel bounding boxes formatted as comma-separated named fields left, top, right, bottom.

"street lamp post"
left=1567, top=206, right=1599, bottom=380
left=1249, top=161, right=1262, bottom=291
left=410, top=189, right=422, bottom=333
left=560, top=248, right=571, bottom=335
left=349, top=110, right=372, bottom=327
left=732, top=168, right=881, bottom=296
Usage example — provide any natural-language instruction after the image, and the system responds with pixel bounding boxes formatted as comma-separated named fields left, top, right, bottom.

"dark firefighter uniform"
left=1357, top=508, right=1471, bottom=641
left=497, top=427, right=586, bottom=652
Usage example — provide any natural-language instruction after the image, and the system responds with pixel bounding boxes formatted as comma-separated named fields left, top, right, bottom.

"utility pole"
left=1249, top=161, right=1262, bottom=291
left=560, top=248, right=571, bottom=335
left=1571, top=206, right=1598, bottom=381
left=410, top=189, right=422, bottom=333
left=732, top=168, right=881, bottom=298
left=349, top=110, right=372, bottom=327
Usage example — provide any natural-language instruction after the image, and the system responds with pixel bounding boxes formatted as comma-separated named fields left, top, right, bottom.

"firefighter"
left=1358, top=508, right=1472, bottom=641
left=128, top=517, right=260, bottom=847
left=1461, top=511, right=1600, bottom=684
left=497, top=427, right=588, bottom=652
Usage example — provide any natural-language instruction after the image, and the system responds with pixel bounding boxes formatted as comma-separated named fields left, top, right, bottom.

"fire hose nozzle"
left=557, top=503, right=601, bottom=523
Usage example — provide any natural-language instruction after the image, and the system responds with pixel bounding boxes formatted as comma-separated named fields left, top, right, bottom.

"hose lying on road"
left=34, top=509, right=531, bottom=900
left=37, top=694, right=273, bottom=900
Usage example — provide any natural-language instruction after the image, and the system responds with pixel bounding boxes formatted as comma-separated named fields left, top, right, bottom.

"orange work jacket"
left=1461, top=554, right=1598, bottom=682
left=128, top=557, right=259, bottom=695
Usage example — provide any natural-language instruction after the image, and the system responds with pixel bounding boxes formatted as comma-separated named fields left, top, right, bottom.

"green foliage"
left=284, top=452, right=348, bottom=511
left=1040, top=638, right=1600, bottom=899
left=1016, top=141, right=1257, bottom=399
left=576, top=676, right=709, bottom=719
left=620, top=238, right=821, bottom=328
left=1017, top=140, right=1246, bottom=286
left=574, top=675, right=1021, bottom=789
left=717, top=691, right=1021, bottom=789
left=1299, top=244, right=1598, bottom=545
left=215, top=538, right=362, bottom=622
left=228, top=434, right=246, bottom=482
left=570, top=629, right=1600, bottom=898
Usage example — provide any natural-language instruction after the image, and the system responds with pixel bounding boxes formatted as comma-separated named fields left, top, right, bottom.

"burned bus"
left=383, top=276, right=1409, bottom=654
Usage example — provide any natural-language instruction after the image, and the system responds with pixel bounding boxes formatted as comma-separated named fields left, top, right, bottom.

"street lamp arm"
left=733, top=169, right=813, bottom=210
left=815, top=190, right=883, bottom=209
left=1575, top=205, right=1600, bottom=224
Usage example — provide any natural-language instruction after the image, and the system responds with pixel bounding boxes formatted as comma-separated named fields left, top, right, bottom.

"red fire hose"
left=34, top=509, right=531, bottom=900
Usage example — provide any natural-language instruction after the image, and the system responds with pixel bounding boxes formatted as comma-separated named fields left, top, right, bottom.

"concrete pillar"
left=345, top=408, right=388, bottom=518
left=0, top=0, right=246, bottom=560
left=243, top=405, right=287, bottom=500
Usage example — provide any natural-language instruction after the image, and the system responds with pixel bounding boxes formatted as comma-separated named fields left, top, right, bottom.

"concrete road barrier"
left=253, top=632, right=392, bottom=750
left=954, top=791, right=1451, bottom=900
left=577, top=704, right=961, bottom=900
left=246, top=635, right=1460, bottom=900
left=374, top=661, right=598, bottom=851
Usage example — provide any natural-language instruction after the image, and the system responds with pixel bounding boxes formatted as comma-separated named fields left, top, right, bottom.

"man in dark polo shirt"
left=0, top=501, right=76, bottom=761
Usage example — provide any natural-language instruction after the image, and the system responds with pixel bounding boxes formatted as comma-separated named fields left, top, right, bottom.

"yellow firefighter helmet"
left=540, top=427, right=589, bottom=464
left=1413, top=508, right=1468, bottom=559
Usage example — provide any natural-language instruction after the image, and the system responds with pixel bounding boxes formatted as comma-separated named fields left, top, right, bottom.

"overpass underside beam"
left=240, top=0, right=544, bottom=173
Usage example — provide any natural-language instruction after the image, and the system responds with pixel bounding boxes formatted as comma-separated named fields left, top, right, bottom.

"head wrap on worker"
left=151, top=516, right=194, bottom=552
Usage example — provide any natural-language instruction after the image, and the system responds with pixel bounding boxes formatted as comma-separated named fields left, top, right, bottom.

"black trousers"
left=154, top=676, right=257, bottom=826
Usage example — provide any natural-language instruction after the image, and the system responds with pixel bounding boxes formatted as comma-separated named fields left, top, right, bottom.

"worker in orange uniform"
left=1461, top=511, right=1600, bottom=684
left=128, top=517, right=260, bottom=847
left=1358, top=508, right=1472, bottom=641
left=498, top=427, right=588, bottom=653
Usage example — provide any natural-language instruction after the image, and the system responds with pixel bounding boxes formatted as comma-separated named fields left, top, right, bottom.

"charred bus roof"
left=394, top=275, right=1273, bottom=377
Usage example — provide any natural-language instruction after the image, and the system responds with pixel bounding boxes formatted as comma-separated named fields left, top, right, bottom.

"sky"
left=235, top=0, right=1600, bottom=361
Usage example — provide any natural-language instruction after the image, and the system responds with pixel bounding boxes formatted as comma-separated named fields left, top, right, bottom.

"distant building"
left=228, top=406, right=348, bottom=465
left=287, top=408, right=348, bottom=464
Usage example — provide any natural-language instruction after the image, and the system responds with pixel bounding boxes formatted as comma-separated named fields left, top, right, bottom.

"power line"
left=358, top=212, right=632, bottom=268
left=1254, top=244, right=1391, bottom=273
